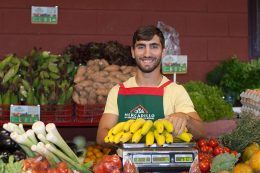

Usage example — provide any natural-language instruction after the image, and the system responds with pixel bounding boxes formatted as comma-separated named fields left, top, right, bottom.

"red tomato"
left=223, top=147, right=230, bottom=153
left=213, top=146, right=223, bottom=156
left=199, top=160, right=210, bottom=172
left=200, top=146, right=208, bottom=153
left=198, top=139, right=208, bottom=148
left=207, top=146, right=213, bottom=154
left=208, top=138, right=219, bottom=148
left=230, top=150, right=238, bottom=156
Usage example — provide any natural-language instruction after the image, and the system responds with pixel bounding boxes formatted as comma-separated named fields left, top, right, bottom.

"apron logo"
left=124, top=104, right=155, bottom=120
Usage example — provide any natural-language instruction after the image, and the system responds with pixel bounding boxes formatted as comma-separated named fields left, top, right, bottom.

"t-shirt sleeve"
left=173, top=85, right=196, bottom=113
left=103, top=85, right=119, bottom=115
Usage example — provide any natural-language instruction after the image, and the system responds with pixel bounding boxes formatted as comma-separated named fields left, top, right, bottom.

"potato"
left=96, top=88, right=109, bottom=96
left=72, top=92, right=80, bottom=104
left=99, top=59, right=109, bottom=69
left=77, top=80, right=92, bottom=87
left=86, top=60, right=95, bottom=67
left=104, top=65, right=120, bottom=72
left=93, top=82, right=105, bottom=89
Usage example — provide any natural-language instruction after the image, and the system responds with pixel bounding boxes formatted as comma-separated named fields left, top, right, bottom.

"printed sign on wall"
left=162, top=55, right=188, bottom=74
left=31, top=6, right=58, bottom=24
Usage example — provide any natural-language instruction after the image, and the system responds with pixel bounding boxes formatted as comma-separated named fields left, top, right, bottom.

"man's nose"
left=144, top=47, right=151, bottom=57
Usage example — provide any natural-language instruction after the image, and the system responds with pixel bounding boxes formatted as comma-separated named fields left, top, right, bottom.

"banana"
left=112, top=122, right=125, bottom=135
left=104, top=135, right=110, bottom=143
left=130, top=118, right=145, bottom=134
left=120, top=131, right=133, bottom=143
left=123, top=119, right=135, bottom=132
left=131, top=129, right=143, bottom=143
left=176, top=132, right=193, bottom=142
left=145, top=131, right=155, bottom=146
left=184, top=127, right=188, bottom=133
left=107, top=127, right=114, bottom=136
left=113, top=131, right=124, bottom=144
left=141, top=120, right=153, bottom=135
left=162, top=119, right=173, bottom=133
left=108, top=134, right=115, bottom=143
left=163, top=131, right=174, bottom=144
left=154, top=120, right=164, bottom=134
left=156, top=134, right=165, bottom=147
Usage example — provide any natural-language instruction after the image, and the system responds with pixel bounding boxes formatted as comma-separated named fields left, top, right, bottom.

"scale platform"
left=120, top=143, right=198, bottom=172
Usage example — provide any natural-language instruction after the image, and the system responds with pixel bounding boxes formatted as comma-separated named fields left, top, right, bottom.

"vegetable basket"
left=0, top=104, right=10, bottom=121
left=40, top=104, right=74, bottom=123
left=75, top=104, right=104, bottom=124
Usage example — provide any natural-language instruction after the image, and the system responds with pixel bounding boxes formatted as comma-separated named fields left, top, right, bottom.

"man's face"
left=132, top=35, right=165, bottom=73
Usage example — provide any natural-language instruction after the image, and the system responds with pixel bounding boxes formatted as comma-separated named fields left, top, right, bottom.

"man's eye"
left=151, top=44, right=159, bottom=49
left=136, top=45, right=145, bottom=49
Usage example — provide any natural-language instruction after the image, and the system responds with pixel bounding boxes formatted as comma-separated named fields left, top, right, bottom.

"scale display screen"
left=133, top=154, right=151, bottom=164
left=152, top=154, right=170, bottom=163
left=175, top=154, right=193, bottom=163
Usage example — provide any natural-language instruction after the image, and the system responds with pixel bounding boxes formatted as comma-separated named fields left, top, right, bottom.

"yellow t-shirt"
left=104, top=76, right=196, bottom=116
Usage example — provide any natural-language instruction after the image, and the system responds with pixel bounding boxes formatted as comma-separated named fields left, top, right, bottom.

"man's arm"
left=96, top=113, right=118, bottom=146
left=165, top=112, right=206, bottom=139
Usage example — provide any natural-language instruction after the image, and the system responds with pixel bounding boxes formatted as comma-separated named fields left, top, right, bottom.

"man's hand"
left=165, top=112, right=189, bottom=137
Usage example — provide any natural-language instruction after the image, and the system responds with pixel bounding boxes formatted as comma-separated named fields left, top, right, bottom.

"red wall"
left=0, top=0, right=248, bottom=83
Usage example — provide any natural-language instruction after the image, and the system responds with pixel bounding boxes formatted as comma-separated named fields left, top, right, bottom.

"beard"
left=135, top=56, right=161, bottom=73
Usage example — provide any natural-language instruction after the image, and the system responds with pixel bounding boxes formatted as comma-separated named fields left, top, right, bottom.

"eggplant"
left=0, top=150, right=11, bottom=163
left=13, top=149, right=26, bottom=162
left=0, top=138, right=19, bottom=152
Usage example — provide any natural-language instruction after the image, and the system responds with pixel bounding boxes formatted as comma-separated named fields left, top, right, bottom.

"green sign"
left=10, top=105, right=40, bottom=124
left=162, top=55, right=188, bottom=74
left=31, top=6, right=58, bottom=24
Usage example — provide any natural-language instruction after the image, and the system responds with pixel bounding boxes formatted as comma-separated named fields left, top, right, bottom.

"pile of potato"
left=73, top=59, right=136, bottom=105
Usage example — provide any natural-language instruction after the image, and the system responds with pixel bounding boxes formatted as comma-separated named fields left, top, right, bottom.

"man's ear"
left=131, top=47, right=135, bottom=59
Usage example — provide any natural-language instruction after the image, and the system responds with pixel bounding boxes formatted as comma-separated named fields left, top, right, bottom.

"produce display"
left=104, top=118, right=193, bottom=146
left=73, top=59, right=136, bottom=105
left=83, top=144, right=111, bottom=165
left=1, top=121, right=92, bottom=173
left=184, top=81, right=234, bottom=122
left=0, top=49, right=76, bottom=105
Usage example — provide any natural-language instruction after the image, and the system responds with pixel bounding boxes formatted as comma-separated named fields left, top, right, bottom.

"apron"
left=117, top=80, right=172, bottom=122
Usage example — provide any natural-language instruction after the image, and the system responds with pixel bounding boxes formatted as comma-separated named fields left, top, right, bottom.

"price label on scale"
left=175, top=154, right=193, bottom=163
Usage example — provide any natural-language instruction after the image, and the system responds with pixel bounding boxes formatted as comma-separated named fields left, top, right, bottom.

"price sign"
left=10, top=105, right=40, bottom=124
left=175, top=154, right=193, bottom=163
left=31, top=6, right=58, bottom=24
left=162, top=55, right=188, bottom=74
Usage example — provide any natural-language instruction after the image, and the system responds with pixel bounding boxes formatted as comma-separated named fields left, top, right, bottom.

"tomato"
left=199, top=160, right=210, bottom=172
left=213, top=146, right=223, bottom=156
left=207, top=146, right=213, bottom=154
left=200, top=145, right=208, bottom=153
left=198, top=139, right=208, bottom=148
left=230, top=150, right=238, bottom=156
left=223, top=147, right=230, bottom=153
left=208, top=138, right=219, bottom=148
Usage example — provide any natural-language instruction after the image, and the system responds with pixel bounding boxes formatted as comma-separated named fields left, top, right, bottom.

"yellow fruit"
left=132, top=129, right=143, bottom=143
left=130, top=118, right=145, bottom=133
left=112, top=122, right=125, bottom=135
left=176, top=132, right=192, bottom=142
left=242, top=142, right=260, bottom=162
left=83, top=157, right=91, bottom=163
left=155, top=134, right=165, bottom=146
left=162, top=119, right=173, bottom=133
left=120, top=131, right=133, bottom=143
left=154, top=120, right=164, bottom=134
left=104, top=135, right=110, bottom=143
left=249, top=150, right=260, bottom=171
left=86, top=151, right=94, bottom=157
left=113, top=131, right=124, bottom=144
left=163, top=131, right=173, bottom=144
left=123, top=119, right=135, bottom=132
left=141, top=120, right=153, bottom=135
left=145, top=130, right=155, bottom=146
left=233, top=163, right=253, bottom=173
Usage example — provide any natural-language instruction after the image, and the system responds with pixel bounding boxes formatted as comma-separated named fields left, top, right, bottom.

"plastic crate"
left=0, top=104, right=10, bottom=121
left=75, top=104, right=104, bottom=124
left=40, top=104, right=74, bottom=123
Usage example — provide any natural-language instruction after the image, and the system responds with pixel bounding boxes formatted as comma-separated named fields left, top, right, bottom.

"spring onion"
left=32, top=121, right=46, bottom=136
left=46, top=123, right=79, bottom=163
left=25, top=129, right=38, bottom=144
left=45, top=144, right=92, bottom=173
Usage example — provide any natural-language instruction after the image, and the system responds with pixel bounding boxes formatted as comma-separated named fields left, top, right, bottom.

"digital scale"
left=120, top=143, right=198, bottom=173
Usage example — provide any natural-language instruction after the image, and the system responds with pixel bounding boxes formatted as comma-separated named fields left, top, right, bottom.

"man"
left=96, top=25, right=206, bottom=145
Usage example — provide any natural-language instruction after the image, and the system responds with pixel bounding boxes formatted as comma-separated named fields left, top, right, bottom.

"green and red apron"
left=117, top=80, right=172, bottom=122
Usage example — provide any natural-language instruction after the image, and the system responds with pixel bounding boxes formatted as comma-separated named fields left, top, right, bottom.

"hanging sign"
left=31, top=6, right=58, bottom=24
left=162, top=55, right=188, bottom=74
left=10, top=105, right=40, bottom=124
